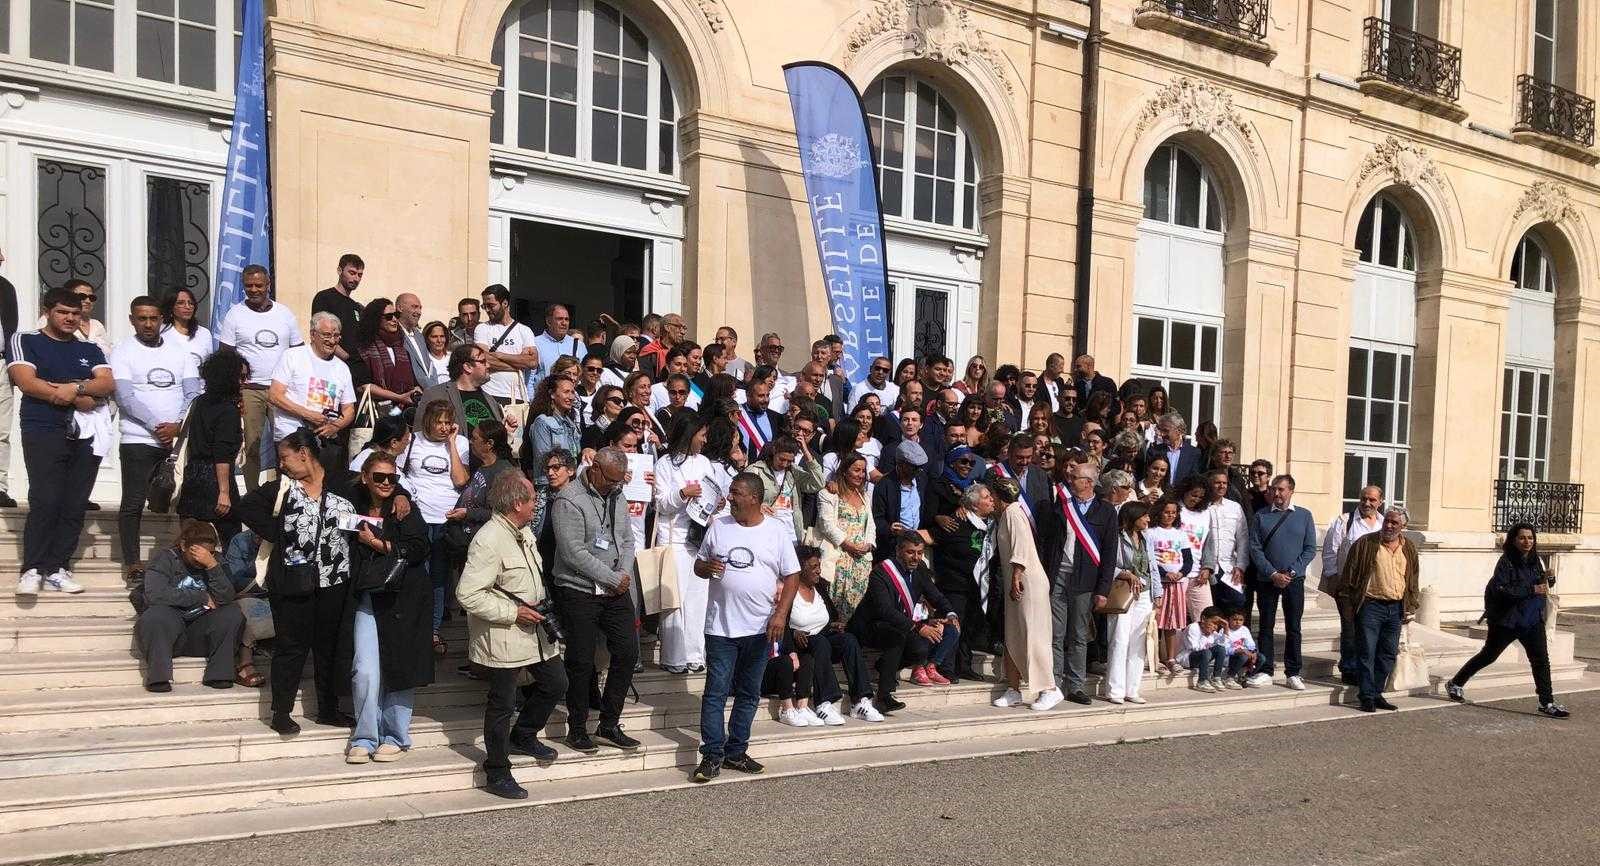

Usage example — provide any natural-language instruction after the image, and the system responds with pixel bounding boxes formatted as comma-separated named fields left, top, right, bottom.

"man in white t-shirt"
left=217, top=265, right=301, bottom=491
left=474, top=284, right=538, bottom=403
left=112, top=296, right=200, bottom=574
left=266, top=311, right=355, bottom=477
left=691, top=472, right=800, bottom=783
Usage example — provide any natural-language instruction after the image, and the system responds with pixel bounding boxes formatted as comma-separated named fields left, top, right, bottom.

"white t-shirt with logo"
left=218, top=302, right=301, bottom=386
left=269, top=346, right=355, bottom=440
left=475, top=320, right=537, bottom=399
left=160, top=324, right=214, bottom=371
left=697, top=513, right=800, bottom=638
left=399, top=434, right=469, bottom=525
left=110, top=336, right=199, bottom=447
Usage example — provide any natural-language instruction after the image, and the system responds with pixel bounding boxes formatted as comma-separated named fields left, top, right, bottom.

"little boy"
left=1222, top=609, right=1257, bottom=689
left=1181, top=606, right=1228, bottom=692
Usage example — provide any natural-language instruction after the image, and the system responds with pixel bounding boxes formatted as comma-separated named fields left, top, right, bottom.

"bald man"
left=394, top=292, right=433, bottom=388
left=639, top=312, right=686, bottom=378
left=1070, top=353, right=1118, bottom=411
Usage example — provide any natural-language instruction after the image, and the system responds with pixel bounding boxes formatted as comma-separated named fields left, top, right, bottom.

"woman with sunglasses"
left=576, top=350, right=606, bottom=417
left=654, top=416, right=713, bottom=674
left=159, top=287, right=214, bottom=368
left=400, top=400, right=470, bottom=656
left=954, top=355, right=989, bottom=396
left=344, top=452, right=433, bottom=764
left=355, top=297, right=422, bottom=414
left=582, top=384, right=626, bottom=458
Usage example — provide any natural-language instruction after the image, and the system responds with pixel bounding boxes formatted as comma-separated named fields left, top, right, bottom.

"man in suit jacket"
left=1246, top=474, right=1320, bottom=690
left=394, top=293, right=434, bottom=388
left=985, top=432, right=1050, bottom=507
left=848, top=531, right=959, bottom=714
left=1036, top=461, right=1119, bottom=705
left=735, top=378, right=787, bottom=456
left=870, top=441, right=929, bottom=557
left=1143, top=412, right=1203, bottom=486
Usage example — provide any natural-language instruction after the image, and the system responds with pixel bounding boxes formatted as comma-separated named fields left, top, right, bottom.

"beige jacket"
left=456, top=513, right=560, bottom=667
left=815, top=486, right=877, bottom=584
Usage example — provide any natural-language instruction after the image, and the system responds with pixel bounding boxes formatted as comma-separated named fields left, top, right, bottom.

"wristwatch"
left=74, top=381, right=87, bottom=397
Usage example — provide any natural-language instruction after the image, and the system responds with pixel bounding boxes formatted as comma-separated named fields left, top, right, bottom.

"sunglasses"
left=1251, top=470, right=1270, bottom=477
left=765, top=346, right=786, bottom=354
left=605, top=396, right=624, bottom=405
left=369, top=472, right=401, bottom=485
left=584, top=365, right=603, bottom=373
left=669, top=388, right=688, bottom=396
left=381, top=311, right=398, bottom=320
left=76, top=294, right=98, bottom=303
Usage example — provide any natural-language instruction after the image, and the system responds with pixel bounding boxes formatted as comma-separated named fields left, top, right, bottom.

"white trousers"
left=1105, top=593, right=1154, bottom=701
left=658, top=543, right=708, bottom=667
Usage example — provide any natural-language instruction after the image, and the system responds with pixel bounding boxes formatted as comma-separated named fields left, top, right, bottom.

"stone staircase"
left=0, top=509, right=1591, bottom=863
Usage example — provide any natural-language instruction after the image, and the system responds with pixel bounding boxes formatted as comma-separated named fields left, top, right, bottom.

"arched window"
left=1501, top=233, right=1557, bottom=480
left=490, top=0, right=679, bottom=176
left=863, top=75, right=980, bottom=231
left=1345, top=194, right=1419, bottom=509
left=1143, top=144, right=1223, bottom=231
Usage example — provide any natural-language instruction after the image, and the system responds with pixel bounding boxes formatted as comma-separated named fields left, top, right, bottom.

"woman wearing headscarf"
left=927, top=445, right=979, bottom=522
left=598, top=335, right=639, bottom=390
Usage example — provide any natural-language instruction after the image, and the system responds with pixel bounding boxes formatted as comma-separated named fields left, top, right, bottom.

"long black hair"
left=357, top=297, right=393, bottom=346
left=665, top=413, right=705, bottom=464
left=159, top=287, right=200, bottom=330
left=1502, top=522, right=1540, bottom=562
left=198, top=347, right=246, bottom=399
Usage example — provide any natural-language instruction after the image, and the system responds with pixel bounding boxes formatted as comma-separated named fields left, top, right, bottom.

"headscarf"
left=942, top=445, right=977, bottom=490
left=609, top=335, right=638, bottom=367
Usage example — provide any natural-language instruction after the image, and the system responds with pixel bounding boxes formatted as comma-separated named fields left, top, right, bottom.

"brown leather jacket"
left=1335, top=533, right=1420, bottom=615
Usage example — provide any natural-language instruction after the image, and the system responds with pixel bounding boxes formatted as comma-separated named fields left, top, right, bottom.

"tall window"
left=1383, top=0, right=1438, bottom=34
left=1345, top=194, right=1417, bottom=510
left=1532, top=0, right=1578, bottom=89
left=1143, top=144, right=1223, bottom=231
left=1501, top=234, right=1556, bottom=480
left=864, top=75, right=980, bottom=231
left=29, top=0, right=114, bottom=70
left=136, top=0, right=219, bottom=89
left=15, top=0, right=237, bottom=91
left=1133, top=315, right=1221, bottom=427
left=490, top=0, right=678, bottom=177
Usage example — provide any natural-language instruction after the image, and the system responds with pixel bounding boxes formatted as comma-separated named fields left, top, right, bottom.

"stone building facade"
left=0, top=0, right=1594, bottom=610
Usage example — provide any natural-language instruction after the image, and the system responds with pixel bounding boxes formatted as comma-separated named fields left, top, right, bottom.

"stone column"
left=1083, top=198, right=1142, bottom=381
left=1549, top=290, right=1600, bottom=528
left=980, top=174, right=1034, bottom=367
left=1224, top=229, right=1298, bottom=471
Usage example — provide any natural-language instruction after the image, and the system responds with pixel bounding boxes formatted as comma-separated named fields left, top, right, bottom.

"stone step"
left=0, top=616, right=470, bottom=654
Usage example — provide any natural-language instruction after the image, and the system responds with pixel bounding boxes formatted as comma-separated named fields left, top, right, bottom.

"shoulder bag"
left=146, top=408, right=192, bottom=513
left=346, top=386, right=378, bottom=458
left=352, top=511, right=409, bottom=593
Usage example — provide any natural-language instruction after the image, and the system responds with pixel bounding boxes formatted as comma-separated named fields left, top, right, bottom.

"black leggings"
left=766, top=636, right=819, bottom=702
left=1451, top=622, right=1553, bottom=705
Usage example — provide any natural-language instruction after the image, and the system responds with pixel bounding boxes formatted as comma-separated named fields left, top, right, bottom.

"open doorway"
left=507, top=218, right=651, bottom=327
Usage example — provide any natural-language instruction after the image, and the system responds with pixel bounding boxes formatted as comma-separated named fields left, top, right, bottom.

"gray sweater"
left=550, top=470, right=634, bottom=593
left=142, top=547, right=236, bottom=612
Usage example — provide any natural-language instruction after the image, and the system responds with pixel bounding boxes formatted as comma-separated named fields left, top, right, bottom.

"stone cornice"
left=268, top=18, right=498, bottom=112
left=977, top=173, right=1032, bottom=212
left=1228, top=230, right=1300, bottom=266
left=680, top=111, right=798, bottom=156
left=1417, top=269, right=1514, bottom=311
left=1091, top=197, right=1145, bottom=227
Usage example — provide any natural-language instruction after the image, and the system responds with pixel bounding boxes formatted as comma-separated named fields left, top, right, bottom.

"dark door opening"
left=507, top=219, right=650, bottom=328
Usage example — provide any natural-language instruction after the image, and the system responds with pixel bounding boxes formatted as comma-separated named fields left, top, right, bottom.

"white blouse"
left=652, top=452, right=713, bottom=547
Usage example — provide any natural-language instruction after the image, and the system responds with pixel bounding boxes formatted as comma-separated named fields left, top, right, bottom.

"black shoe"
left=269, top=713, right=301, bottom=736
left=1538, top=701, right=1571, bottom=719
left=721, top=753, right=765, bottom=774
left=875, top=695, right=906, bottom=714
left=0, top=491, right=16, bottom=508
left=692, top=757, right=721, bottom=783
left=509, top=737, right=558, bottom=761
left=565, top=732, right=600, bottom=754
left=145, top=681, right=172, bottom=693
left=314, top=711, right=357, bottom=727
left=595, top=724, right=641, bottom=751
left=1445, top=682, right=1465, bottom=703
left=1357, top=700, right=1376, bottom=713
left=1373, top=698, right=1400, bottom=711
left=202, top=679, right=234, bottom=690
left=484, top=777, right=528, bottom=800
left=1066, top=691, right=1093, bottom=706
left=958, top=667, right=984, bottom=682
left=1341, top=672, right=1359, bottom=685
left=84, top=501, right=101, bottom=511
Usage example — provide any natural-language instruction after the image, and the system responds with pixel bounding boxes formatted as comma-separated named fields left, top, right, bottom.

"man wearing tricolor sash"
left=848, top=532, right=959, bottom=716
left=984, top=432, right=1050, bottom=512
left=1036, top=461, right=1119, bottom=705
left=736, top=378, right=786, bottom=457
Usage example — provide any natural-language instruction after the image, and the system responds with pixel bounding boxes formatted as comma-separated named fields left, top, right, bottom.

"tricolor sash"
left=881, top=558, right=915, bottom=618
left=736, top=407, right=769, bottom=453
left=1056, top=482, right=1102, bottom=568
left=992, top=463, right=1012, bottom=479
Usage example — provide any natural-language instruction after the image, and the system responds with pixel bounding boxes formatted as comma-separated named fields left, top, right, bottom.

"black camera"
left=533, top=597, right=564, bottom=645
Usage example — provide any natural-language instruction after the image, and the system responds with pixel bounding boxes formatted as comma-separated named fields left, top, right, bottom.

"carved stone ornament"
left=691, top=0, right=725, bottom=33
left=1512, top=180, right=1579, bottom=226
left=844, top=0, right=1014, bottom=94
left=1357, top=135, right=1443, bottom=190
left=1134, top=77, right=1256, bottom=153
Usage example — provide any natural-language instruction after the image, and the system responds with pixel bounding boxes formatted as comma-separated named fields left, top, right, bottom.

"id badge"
left=593, top=536, right=611, bottom=551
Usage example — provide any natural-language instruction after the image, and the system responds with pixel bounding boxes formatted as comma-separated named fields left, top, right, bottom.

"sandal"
left=433, top=635, right=448, bottom=656
left=235, top=664, right=265, bottom=688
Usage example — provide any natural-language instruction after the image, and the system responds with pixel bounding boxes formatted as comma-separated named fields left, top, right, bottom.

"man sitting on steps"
left=848, top=531, right=960, bottom=716
left=134, top=520, right=247, bottom=693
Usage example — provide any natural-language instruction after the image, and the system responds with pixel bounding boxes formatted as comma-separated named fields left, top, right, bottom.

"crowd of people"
left=1, top=257, right=1572, bottom=800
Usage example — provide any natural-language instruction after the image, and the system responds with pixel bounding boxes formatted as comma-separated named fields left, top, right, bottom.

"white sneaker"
left=1210, top=678, right=1229, bottom=691
left=798, top=706, right=827, bottom=727
left=15, top=570, right=41, bottom=598
left=1286, top=675, right=1306, bottom=691
left=43, top=569, right=84, bottom=594
left=1030, top=688, right=1064, bottom=711
left=779, top=707, right=809, bottom=728
left=852, top=697, right=885, bottom=723
left=993, top=688, right=1025, bottom=708
left=1195, top=679, right=1217, bottom=693
left=1223, top=678, right=1243, bottom=690
left=1246, top=672, right=1273, bottom=687
left=1126, top=695, right=1147, bottom=705
left=814, top=702, right=847, bottom=726
left=1106, top=696, right=1124, bottom=705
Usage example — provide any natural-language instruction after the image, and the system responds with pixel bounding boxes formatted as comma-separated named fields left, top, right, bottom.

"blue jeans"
left=427, top=523, right=451, bottom=633
left=349, top=593, right=415, bottom=751
left=700, top=633, right=768, bottom=761
left=1189, top=644, right=1225, bottom=678
left=224, top=530, right=260, bottom=592
left=1356, top=599, right=1403, bottom=702
left=1254, top=576, right=1304, bottom=677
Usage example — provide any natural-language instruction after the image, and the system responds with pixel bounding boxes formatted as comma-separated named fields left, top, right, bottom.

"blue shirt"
left=8, top=329, right=109, bottom=434
left=898, top=478, right=921, bottom=529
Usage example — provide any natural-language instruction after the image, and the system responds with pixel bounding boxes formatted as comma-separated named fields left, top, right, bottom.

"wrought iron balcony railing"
left=1493, top=478, right=1584, bottom=535
left=1137, top=0, right=1268, bottom=42
left=1515, top=75, right=1596, bottom=148
left=1361, top=17, right=1461, bottom=102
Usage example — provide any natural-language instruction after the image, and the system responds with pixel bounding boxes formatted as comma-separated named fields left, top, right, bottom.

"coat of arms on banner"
left=809, top=133, right=869, bottom=179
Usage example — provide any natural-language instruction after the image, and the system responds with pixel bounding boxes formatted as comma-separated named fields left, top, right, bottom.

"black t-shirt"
left=928, top=515, right=988, bottom=596
left=459, top=388, right=494, bottom=430
left=311, top=287, right=363, bottom=360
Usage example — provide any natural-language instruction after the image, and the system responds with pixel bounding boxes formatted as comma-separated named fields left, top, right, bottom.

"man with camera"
left=458, top=473, right=566, bottom=800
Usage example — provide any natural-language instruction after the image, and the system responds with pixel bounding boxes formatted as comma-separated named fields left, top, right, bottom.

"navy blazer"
left=736, top=404, right=787, bottom=455
left=855, top=558, right=954, bottom=637
left=984, top=462, right=1049, bottom=508
left=870, top=470, right=930, bottom=557
left=1035, top=490, right=1119, bottom=596
left=1142, top=441, right=1204, bottom=487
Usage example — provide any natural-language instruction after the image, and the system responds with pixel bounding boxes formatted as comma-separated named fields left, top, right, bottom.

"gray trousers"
left=1050, top=580, right=1096, bottom=694
left=135, top=604, right=244, bottom=685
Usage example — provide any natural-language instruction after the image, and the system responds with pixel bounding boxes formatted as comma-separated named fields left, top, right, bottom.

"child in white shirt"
left=1182, top=606, right=1228, bottom=692
left=1222, top=609, right=1258, bottom=689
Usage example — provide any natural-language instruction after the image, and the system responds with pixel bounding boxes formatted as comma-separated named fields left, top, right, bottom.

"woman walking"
left=1447, top=524, right=1570, bottom=717
left=344, top=453, right=433, bottom=763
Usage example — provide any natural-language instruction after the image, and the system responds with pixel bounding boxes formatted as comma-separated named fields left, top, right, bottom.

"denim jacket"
left=1118, top=531, right=1163, bottom=604
left=529, top=411, right=582, bottom=482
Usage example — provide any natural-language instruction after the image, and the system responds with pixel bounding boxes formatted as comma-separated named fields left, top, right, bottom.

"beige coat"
left=456, top=513, right=560, bottom=668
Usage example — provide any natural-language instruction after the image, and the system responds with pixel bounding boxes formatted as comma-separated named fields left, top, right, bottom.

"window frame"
left=1499, top=364, right=1552, bottom=481
left=1343, top=341, right=1413, bottom=510
left=4, top=0, right=238, bottom=96
left=1510, top=233, right=1556, bottom=295
left=1129, top=311, right=1223, bottom=428
left=1355, top=194, right=1417, bottom=271
left=490, top=0, right=680, bottom=179
left=1142, top=143, right=1225, bottom=233
left=864, top=73, right=981, bottom=233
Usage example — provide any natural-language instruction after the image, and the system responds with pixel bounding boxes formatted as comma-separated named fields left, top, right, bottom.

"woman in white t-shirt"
left=768, top=544, right=852, bottom=727
left=421, top=321, right=452, bottom=386
left=653, top=416, right=712, bottom=674
left=400, top=400, right=470, bottom=655
left=160, top=287, right=214, bottom=369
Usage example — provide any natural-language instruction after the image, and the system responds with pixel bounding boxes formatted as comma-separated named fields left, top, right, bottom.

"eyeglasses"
left=629, top=421, right=649, bottom=430
left=1251, top=470, right=1270, bottom=477
left=765, top=345, right=785, bottom=354
left=668, top=388, right=688, bottom=396
left=871, top=365, right=891, bottom=373
left=369, top=472, right=401, bottom=485
left=605, top=396, right=624, bottom=406
left=583, top=365, right=603, bottom=373
left=76, top=294, right=97, bottom=303
left=381, top=312, right=398, bottom=320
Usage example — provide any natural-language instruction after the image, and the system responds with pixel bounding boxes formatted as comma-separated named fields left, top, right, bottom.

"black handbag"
left=147, top=456, right=177, bottom=513
left=354, top=515, right=409, bottom=593
left=272, top=490, right=326, bottom=597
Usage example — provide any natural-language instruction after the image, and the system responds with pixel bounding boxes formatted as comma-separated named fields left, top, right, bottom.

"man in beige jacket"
left=457, top=472, right=563, bottom=801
